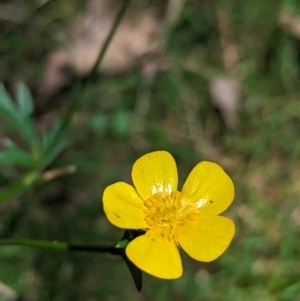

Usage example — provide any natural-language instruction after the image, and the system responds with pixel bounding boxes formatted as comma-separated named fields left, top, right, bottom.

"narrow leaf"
left=0, top=138, right=34, bottom=167
left=0, top=83, right=16, bottom=110
left=42, top=120, right=70, bottom=168
left=15, top=82, right=34, bottom=116
left=0, top=85, right=22, bottom=125
left=0, top=149, right=33, bottom=168
left=0, top=84, right=39, bottom=153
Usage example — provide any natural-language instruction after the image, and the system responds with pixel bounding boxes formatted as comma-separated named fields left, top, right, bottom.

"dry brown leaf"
left=39, top=0, right=160, bottom=97
left=279, top=11, right=300, bottom=39
left=209, top=76, right=240, bottom=129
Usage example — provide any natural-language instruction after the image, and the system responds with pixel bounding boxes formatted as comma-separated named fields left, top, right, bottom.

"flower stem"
left=68, top=244, right=120, bottom=254
left=0, top=239, right=68, bottom=251
left=0, top=239, right=122, bottom=254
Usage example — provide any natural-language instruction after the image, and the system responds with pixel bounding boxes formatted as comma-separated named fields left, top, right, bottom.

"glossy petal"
left=176, top=216, right=235, bottom=262
left=103, top=182, right=147, bottom=229
left=132, top=151, right=178, bottom=200
left=126, top=231, right=182, bottom=279
left=181, top=161, right=234, bottom=215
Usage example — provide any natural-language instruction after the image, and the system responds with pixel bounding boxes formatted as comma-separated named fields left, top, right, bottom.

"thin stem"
left=43, top=0, right=132, bottom=167
left=69, top=244, right=120, bottom=254
left=86, top=0, right=131, bottom=80
left=0, top=239, right=68, bottom=251
left=27, top=0, right=131, bottom=179
left=0, top=239, right=122, bottom=254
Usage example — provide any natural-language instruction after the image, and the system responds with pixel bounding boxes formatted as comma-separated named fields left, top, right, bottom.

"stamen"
left=144, top=190, right=199, bottom=241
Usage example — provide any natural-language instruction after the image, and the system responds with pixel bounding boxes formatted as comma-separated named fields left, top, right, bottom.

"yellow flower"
left=103, top=151, right=235, bottom=279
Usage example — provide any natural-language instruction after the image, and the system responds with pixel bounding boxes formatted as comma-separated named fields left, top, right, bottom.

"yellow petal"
left=102, top=182, right=147, bottom=229
left=132, top=151, right=178, bottom=200
left=181, top=161, right=234, bottom=215
left=176, top=216, right=235, bottom=262
left=126, top=231, right=182, bottom=279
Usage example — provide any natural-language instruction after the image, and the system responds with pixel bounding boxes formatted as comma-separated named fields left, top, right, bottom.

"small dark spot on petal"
left=113, top=213, right=120, bottom=218
left=209, top=200, right=213, bottom=204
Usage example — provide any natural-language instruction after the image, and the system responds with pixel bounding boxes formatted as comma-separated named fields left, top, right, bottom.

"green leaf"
left=0, top=83, right=16, bottom=109
left=14, top=84, right=39, bottom=154
left=0, top=138, right=34, bottom=167
left=0, top=84, right=22, bottom=125
left=0, top=84, right=39, bottom=154
left=0, top=149, right=33, bottom=168
left=41, top=121, right=70, bottom=168
left=15, top=82, right=34, bottom=116
left=42, top=139, right=69, bottom=169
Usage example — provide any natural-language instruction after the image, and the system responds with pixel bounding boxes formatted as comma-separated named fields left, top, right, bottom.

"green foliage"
left=0, top=83, right=70, bottom=202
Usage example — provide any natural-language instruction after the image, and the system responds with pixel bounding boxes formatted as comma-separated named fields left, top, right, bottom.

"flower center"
left=144, top=191, right=199, bottom=242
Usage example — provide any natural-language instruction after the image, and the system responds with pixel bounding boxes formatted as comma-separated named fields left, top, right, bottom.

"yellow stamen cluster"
left=144, top=191, right=199, bottom=242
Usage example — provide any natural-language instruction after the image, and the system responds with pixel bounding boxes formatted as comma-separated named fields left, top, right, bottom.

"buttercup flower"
left=103, top=151, right=235, bottom=279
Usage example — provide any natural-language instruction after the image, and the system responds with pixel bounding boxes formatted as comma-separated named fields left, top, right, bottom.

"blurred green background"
left=1, top=0, right=300, bottom=300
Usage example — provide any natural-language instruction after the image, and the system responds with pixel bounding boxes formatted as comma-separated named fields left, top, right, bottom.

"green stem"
left=0, top=239, right=68, bottom=251
left=0, top=239, right=122, bottom=254
left=43, top=0, right=131, bottom=167
left=86, top=0, right=131, bottom=80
